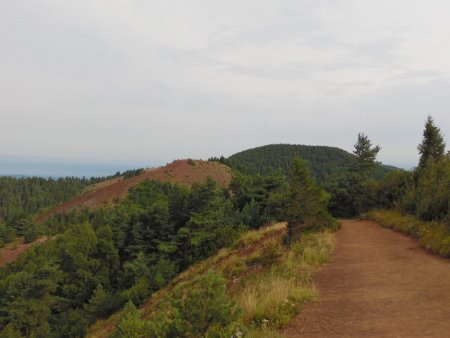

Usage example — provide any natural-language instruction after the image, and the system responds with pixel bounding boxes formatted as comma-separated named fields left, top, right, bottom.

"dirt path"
left=284, top=220, right=450, bottom=338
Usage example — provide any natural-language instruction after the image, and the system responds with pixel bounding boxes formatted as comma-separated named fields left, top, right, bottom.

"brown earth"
left=35, top=160, right=231, bottom=223
left=284, top=220, right=450, bottom=338
left=0, top=237, right=47, bottom=267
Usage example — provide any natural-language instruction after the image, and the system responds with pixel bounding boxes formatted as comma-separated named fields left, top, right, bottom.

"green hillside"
left=225, top=144, right=396, bottom=184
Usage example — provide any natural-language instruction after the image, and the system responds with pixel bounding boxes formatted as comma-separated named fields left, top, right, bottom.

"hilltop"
left=35, top=159, right=231, bottom=222
left=225, top=144, right=397, bottom=183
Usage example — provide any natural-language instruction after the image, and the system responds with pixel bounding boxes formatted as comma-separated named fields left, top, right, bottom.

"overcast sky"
left=1, top=0, right=450, bottom=175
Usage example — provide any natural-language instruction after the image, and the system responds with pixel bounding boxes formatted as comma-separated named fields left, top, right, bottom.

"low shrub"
left=145, top=271, right=239, bottom=337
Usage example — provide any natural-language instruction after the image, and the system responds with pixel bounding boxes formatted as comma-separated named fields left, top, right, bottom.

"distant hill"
left=35, top=160, right=232, bottom=222
left=225, top=144, right=397, bottom=184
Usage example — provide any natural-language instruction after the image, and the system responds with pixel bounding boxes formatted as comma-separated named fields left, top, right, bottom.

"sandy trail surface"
left=283, top=220, right=450, bottom=338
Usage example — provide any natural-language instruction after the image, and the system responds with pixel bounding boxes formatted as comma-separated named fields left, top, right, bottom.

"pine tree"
left=286, top=156, right=332, bottom=243
left=345, top=133, right=382, bottom=216
left=84, top=284, right=109, bottom=320
left=418, top=115, right=446, bottom=169
left=352, top=133, right=381, bottom=175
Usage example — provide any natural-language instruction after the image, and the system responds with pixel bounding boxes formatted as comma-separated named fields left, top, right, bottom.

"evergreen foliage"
left=224, top=144, right=394, bottom=184
left=328, top=133, right=382, bottom=217
left=146, top=272, right=238, bottom=337
left=0, top=176, right=102, bottom=247
left=286, top=157, right=336, bottom=242
left=418, top=115, right=446, bottom=169
left=352, top=133, right=381, bottom=175
left=230, top=170, right=288, bottom=228
left=371, top=116, right=449, bottom=230
left=0, top=175, right=289, bottom=337
left=0, top=176, right=91, bottom=223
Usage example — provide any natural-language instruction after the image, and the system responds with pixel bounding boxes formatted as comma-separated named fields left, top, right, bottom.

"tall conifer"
left=418, top=115, right=446, bottom=169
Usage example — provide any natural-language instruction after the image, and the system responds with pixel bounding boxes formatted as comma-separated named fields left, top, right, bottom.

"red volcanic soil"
left=35, top=160, right=232, bottom=223
left=0, top=237, right=47, bottom=268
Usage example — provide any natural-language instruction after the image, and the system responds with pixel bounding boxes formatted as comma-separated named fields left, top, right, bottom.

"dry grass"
left=234, top=231, right=334, bottom=334
left=292, top=232, right=335, bottom=266
left=235, top=222, right=287, bottom=248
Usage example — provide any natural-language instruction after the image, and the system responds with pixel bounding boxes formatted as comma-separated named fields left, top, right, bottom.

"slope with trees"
left=35, top=160, right=232, bottom=223
left=0, top=176, right=98, bottom=248
left=0, top=176, right=91, bottom=224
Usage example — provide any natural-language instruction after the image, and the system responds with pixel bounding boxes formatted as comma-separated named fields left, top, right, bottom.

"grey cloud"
left=1, top=0, right=450, bottom=174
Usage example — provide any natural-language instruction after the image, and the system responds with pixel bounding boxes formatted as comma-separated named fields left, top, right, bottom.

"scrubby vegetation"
left=91, top=223, right=335, bottom=338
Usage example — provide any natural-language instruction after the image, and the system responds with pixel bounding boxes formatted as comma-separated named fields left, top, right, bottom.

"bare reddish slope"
left=35, top=160, right=231, bottom=223
left=0, top=237, right=47, bottom=267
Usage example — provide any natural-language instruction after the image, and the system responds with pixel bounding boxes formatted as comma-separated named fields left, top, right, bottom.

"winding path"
left=284, top=220, right=450, bottom=338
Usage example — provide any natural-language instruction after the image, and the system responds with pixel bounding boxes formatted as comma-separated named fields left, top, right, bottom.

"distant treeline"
left=0, top=168, right=146, bottom=223
left=0, top=176, right=93, bottom=224
left=0, top=169, right=145, bottom=246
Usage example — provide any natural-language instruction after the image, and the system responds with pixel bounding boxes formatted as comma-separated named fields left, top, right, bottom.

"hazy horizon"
left=1, top=1, right=449, bottom=174
left=0, top=142, right=413, bottom=178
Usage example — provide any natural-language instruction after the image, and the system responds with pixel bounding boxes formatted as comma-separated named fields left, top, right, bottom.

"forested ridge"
left=0, top=177, right=90, bottom=223
left=219, top=144, right=396, bottom=184
left=0, top=177, right=97, bottom=246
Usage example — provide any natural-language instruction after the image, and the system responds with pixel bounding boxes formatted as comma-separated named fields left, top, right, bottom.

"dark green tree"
left=286, top=156, right=334, bottom=243
left=418, top=115, right=446, bottom=169
left=84, top=284, right=111, bottom=320
left=330, top=133, right=381, bottom=217
left=352, top=133, right=381, bottom=175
